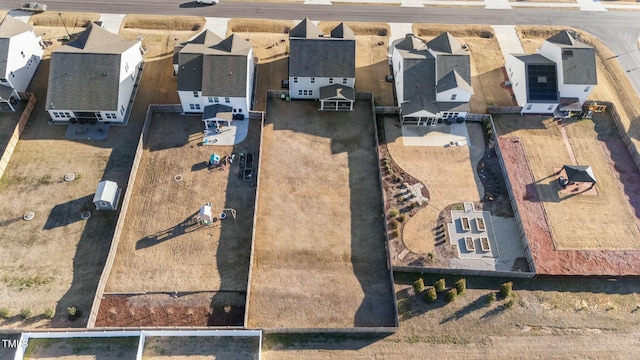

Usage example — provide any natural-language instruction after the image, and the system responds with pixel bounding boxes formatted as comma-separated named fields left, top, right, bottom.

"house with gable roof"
left=0, top=15, right=43, bottom=110
left=505, top=30, right=597, bottom=114
left=174, top=30, right=254, bottom=120
left=46, top=23, right=143, bottom=124
left=288, top=19, right=356, bottom=110
left=391, top=32, right=473, bottom=125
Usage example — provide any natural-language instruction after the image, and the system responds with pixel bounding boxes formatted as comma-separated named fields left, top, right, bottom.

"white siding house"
left=505, top=30, right=596, bottom=114
left=288, top=19, right=356, bottom=102
left=46, top=23, right=143, bottom=124
left=175, top=31, right=254, bottom=117
left=0, top=15, right=43, bottom=110
left=391, top=33, right=473, bottom=125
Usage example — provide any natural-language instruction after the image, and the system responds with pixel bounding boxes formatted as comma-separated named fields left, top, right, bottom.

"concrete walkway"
left=99, top=13, right=125, bottom=34
left=6, top=10, right=32, bottom=23
left=484, top=0, right=512, bottom=10
left=492, top=25, right=525, bottom=62
left=574, top=0, right=607, bottom=11
left=204, top=17, right=231, bottom=38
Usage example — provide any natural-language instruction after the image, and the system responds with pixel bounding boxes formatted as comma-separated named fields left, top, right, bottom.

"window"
left=121, top=105, right=125, bottom=115
left=52, top=112, right=59, bottom=118
left=584, top=86, right=590, bottom=92
left=195, top=104, right=201, bottom=110
left=208, top=97, right=214, bottom=103
left=95, top=113, right=103, bottom=121
left=293, top=77, right=298, bottom=83
left=105, top=113, right=112, bottom=119
left=329, top=78, right=334, bottom=84
left=342, top=78, right=347, bottom=85
left=225, top=97, right=230, bottom=103
left=309, top=90, right=313, bottom=96
left=450, top=94, right=457, bottom=101
left=214, top=97, right=219, bottom=103
left=11, top=72, right=14, bottom=78
left=298, top=90, right=303, bottom=96
left=232, top=109, right=236, bottom=113
left=310, top=77, right=315, bottom=83
left=0, top=79, right=6, bottom=83
left=547, top=105, right=554, bottom=111
left=111, top=113, right=117, bottom=119
left=303, top=90, right=308, bottom=96
left=189, top=104, right=196, bottom=110
left=526, top=104, right=533, bottom=110
left=193, top=91, right=199, bottom=98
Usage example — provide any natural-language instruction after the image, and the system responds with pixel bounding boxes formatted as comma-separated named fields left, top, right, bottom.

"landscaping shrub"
left=411, top=201, right=419, bottom=209
left=500, top=282, right=513, bottom=298
left=43, top=308, right=54, bottom=319
left=445, top=288, right=458, bottom=303
left=455, top=279, right=466, bottom=294
left=397, top=214, right=406, bottom=223
left=390, top=229, right=399, bottom=238
left=486, top=292, right=496, bottom=304
left=504, top=299, right=515, bottom=309
left=412, top=278, right=424, bottom=294
left=389, top=220, right=399, bottom=229
left=434, top=278, right=446, bottom=293
left=427, top=252, right=436, bottom=261
left=424, top=287, right=437, bottom=302
left=389, top=209, right=399, bottom=218
left=67, top=306, right=82, bottom=321
left=20, top=308, right=32, bottom=320
left=383, top=164, right=391, bottom=172
left=394, top=174, right=403, bottom=183
left=0, top=308, right=10, bottom=319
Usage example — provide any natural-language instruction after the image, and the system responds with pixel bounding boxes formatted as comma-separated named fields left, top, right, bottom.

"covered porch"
left=202, top=104, right=233, bottom=130
left=319, top=84, right=354, bottom=111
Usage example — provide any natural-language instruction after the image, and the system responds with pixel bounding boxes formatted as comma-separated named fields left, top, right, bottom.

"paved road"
left=1, top=1, right=639, bottom=96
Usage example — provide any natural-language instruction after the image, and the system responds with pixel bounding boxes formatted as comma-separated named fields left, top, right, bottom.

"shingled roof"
left=46, top=24, right=140, bottom=111
left=427, top=32, right=465, bottom=55
left=289, top=21, right=355, bottom=78
left=177, top=32, right=252, bottom=97
left=545, top=31, right=596, bottom=85
left=0, top=16, right=37, bottom=76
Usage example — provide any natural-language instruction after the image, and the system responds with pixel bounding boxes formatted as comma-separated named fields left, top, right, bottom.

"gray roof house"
left=46, top=23, right=143, bottom=124
left=391, top=33, right=473, bottom=124
left=288, top=19, right=356, bottom=104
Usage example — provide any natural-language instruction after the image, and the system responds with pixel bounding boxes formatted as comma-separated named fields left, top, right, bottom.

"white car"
left=21, top=2, right=47, bottom=12
left=197, top=0, right=219, bottom=4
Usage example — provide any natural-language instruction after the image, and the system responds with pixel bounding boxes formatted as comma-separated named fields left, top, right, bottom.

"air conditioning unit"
left=505, top=81, right=512, bottom=87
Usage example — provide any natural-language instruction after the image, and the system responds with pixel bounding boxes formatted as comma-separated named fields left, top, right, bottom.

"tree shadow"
left=135, top=211, right=205, bottom=250
left=480, top=303, right=508, bottom=320
left=43, top=195, right=93, bottom=230
left=440, top=295, right=488, bottom=324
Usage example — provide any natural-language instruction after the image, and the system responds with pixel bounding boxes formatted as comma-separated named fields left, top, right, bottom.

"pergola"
left=319, top=84, right=354, bottom=111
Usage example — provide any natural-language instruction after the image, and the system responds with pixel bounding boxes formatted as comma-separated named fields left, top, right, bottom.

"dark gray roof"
left=174, top=30, right=223, bottom=65
left=319, top=84, right=354, bottom=100
left=46, top=25, right=138, bottom=111
left=289, top=18, right=322, bottom=39
left=0, top=16, right=36, bottom=76
left=563, top=165, right=596, bottom=183
left=435, top=54, right=471, bottom=89
left=546, top=30, right=586, bottom=47
left=203, top=104, right=233, bottom=119
left=0, top=15, right=34, bottom=38
left=177, top=34, right=252, bottom=96
left=0, top=84, right=14, bottom=100
left=393, top=34, right=427, bottom=53
left=289, top=37, right=355, bottom=78
left=514, top=54, right=559, bottom=103
left=436, top=69, right=473, bottom=94
left=427, top=32, right=465, bottom=55
left=330, top=23, right=354, bottom=39
left=545, top=31, right=596, bottom=85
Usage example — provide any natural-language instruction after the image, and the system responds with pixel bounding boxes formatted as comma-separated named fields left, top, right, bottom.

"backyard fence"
left=0, top=93, right=36, bottom=181
left=374, top=106, right=400, bottom=115
left=603, top=102, right=640, bottom=173
left=465, top=113, right=492, bottom=122
left=487, top=106, right=522, bottom=114
left=392, top=265, right=534, bottom=278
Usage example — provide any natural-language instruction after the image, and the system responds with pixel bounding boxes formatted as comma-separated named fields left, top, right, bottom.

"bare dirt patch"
left=24, top=337, right=138, bottom=360
left=248, top=99, right=395, bottom=328
left=122, top=15, right=205, bottom=31
left=142, top=336, right=260, bottom=360
left=104, top=114, right=259, bottom=294
left=227, top=18, right=295, bottom=34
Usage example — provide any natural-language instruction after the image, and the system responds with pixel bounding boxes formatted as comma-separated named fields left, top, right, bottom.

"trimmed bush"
left=390, top=229, right=399, bottom=238
left=486, top=292, right=496, bottom=304
left=434, top=278, right=446, bottom=293
left=20, top=308, right=32, bottom=320
left=394, top=174, right=403, bottom=183
left=397, top=214, right=406, bottom=223
left=389, top=220, right=399, bottom=229
left=389, top=209, right=399, bottom=218
left=445, top=288, right=458, bottom=303
left=427, top=252, right=436, bottom=261
left=43, top=308, right=54, bottom=319
left=504, top=299, right=515, bottom=309
left=383, top=164, right=391, bottom=172
left=0, top=308, right=10, bottom=319
left=455, top=279, right=466, bottom=294
left=412, top=278, right=424, bottom=294
left=500, top=282, right=513, bottom=299
left=67, top=307, right=77, bottom=317
left=411, top=201, right=420, bottom=209
left=424, top=287, right=437, bottom=302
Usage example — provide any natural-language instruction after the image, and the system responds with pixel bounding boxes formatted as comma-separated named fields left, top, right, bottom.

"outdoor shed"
left=93, top=180, right=122, bottom=211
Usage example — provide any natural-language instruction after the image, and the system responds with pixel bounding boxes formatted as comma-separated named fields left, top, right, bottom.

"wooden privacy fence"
left=0, top=93, right=36, bottom=180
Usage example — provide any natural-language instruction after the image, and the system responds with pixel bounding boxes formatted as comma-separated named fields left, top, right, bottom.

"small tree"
left=500, top=282, right=513, bottom=299
left=427, top=252, right=436, bottom=261
left=455, top=279, right=466, bottom=294
left=434, top=278, right=446, bottom=293
left=504, top=299, right=515, bottom=309
left=424, top=287, right=437, bottom=303
left=412, top=278, right=424, bottom=294
left=397, top=214, right=406, bottom=223
left=445, top=288, right=458, bottom=303
left=390, top=229, right=399, bottom=239
left=20, top=308, right=32, bottom=320
left=389, top=209, right=399, bottom=218
left=389, top=220, right=399, bottom=229
left=0, top=308, right=10, bottom=319
left=486, top=292, right=496, bottom=304
left=43, top=308, right=54, bottom=319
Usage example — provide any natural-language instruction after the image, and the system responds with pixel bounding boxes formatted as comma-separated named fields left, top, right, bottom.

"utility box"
left=93, top=180, right=122, bottom=211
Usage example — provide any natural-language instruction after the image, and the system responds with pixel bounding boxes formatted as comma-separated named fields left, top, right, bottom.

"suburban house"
left=0, top=15, right=43, bottom=110
left=505, top=30, right=597, bottom=114
left=288, top=19, right=356, bottom=110
left=391, top=32, right=473, bottom=125
left=174, top=30, right=254, bottom=122
left=46, top=23, right=143, bottom=124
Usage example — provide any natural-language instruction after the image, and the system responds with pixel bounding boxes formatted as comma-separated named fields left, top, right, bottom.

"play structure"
left=196, top=203, right=237, bottom=225
left=207, top=153, right=235, bottom=170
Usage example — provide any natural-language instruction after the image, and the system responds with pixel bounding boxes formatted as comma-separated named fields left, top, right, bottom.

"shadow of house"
left=43, top=195, right=94, bottom=230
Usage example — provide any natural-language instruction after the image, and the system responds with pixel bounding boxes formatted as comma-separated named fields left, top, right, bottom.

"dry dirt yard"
left=413, top=24, right=514, bottom=112
left=263, top=274, right=640, bottom=359
left=104, top=114, right=260, bottom=293
left=24, top=337, right=138, bottom=360
left=247, top=99, right=395, bottom=328
left=142, top=336, right=260, bottom=360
